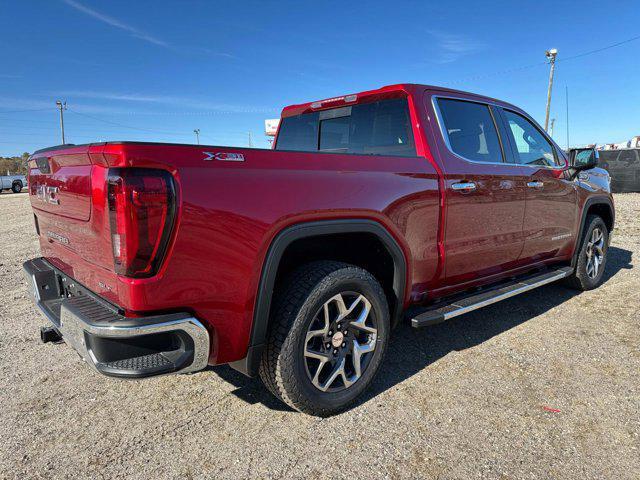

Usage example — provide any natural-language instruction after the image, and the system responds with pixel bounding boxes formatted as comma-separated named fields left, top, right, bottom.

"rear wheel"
left=11, top=182, right=22, bottom=193
left=565, top=215, right=609, bottom=290
left=259, top=261, right=389, bottom=416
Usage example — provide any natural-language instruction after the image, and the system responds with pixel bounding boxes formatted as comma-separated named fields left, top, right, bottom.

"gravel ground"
left=1, top=192, right=638, bottom=479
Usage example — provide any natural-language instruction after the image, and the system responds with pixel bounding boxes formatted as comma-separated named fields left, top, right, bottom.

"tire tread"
left=564, top=214, right=608, bottom=291
left=259, top=261, right=387, bottom=416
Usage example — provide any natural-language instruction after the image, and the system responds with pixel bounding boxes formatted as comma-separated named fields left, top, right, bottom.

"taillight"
left=107, top=168, right=176, bottom=278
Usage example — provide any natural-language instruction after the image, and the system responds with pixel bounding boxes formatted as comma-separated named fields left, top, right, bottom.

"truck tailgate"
left=28, top=144, right=118, bottom=304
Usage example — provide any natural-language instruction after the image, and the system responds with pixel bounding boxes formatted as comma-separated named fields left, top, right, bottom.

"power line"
left=0, top=119, right=251, bottom=137
left=558, top=34, right=640, bottom=63
left=2, top=109, right=278, bottom=118
left=119, top=109, right=279, bottom=116
left=66, top=108, right=195, bottom=135
left=450, top=32, right=640, bottom=84
left=0, top=125, right=253, bottom=144
left=0, top=117, right=60, bottom=125
left=0, top=107, right=54, bottom=114
left=448, top=61, right=546, bottom=85
left=0, top=132, right=62, bottom=137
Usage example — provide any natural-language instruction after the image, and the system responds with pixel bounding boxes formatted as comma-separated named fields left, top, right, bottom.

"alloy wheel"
left=303, top=292, right=378, bottom=393
left=585, top=227, right=605, bottom=279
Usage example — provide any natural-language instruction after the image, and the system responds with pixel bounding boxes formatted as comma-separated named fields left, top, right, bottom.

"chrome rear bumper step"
left=411, top=266, right=574, bottom=328
left=24, top=257, right=210, bottom=378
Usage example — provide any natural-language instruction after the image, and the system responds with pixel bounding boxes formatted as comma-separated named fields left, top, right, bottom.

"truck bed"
left=28, top=141, right=440, bottom=364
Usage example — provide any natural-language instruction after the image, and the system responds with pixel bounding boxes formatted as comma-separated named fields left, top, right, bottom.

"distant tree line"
left=0, top=153, right=30, bottom=175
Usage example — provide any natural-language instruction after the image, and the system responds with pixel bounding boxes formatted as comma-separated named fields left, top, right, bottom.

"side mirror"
left=566, top=148, right=599, bottom=179
left=569, top=148, right=599, bottom=170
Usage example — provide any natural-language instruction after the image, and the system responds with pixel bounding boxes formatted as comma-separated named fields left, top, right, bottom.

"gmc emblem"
left=35, top=185, right=60, bottom=205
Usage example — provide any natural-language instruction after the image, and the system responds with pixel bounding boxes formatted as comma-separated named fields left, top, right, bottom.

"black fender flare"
left=229, top=219, right=407, bottom=377
left=571, top=196, right=615, bottom=268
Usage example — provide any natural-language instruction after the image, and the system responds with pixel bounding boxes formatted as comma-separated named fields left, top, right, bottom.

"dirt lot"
left=0, top=192, right=638, bottom=479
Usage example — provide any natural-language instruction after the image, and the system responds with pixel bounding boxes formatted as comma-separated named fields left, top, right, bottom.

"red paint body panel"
left=29, top=142, right=440, bottom=365
left=27, top=84, right=612, bottom=367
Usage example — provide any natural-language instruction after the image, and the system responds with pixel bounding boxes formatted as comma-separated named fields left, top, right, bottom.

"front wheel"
left=259, top=261, right=390, bottom=416
left=565, top=215, right=609, bottom=291
left=12, top=182, right=22, bottom=193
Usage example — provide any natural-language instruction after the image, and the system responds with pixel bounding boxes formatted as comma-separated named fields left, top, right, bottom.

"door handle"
left=451, top=181, right=477, bottom=192
left=527, top=181, right=544, bottom=189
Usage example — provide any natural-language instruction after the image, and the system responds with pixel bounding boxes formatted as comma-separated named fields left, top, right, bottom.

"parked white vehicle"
left=0, top=174, right=27, bottom=193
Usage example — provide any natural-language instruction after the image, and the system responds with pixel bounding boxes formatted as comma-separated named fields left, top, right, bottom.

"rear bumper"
left=23, top=258, right=210, bottom=378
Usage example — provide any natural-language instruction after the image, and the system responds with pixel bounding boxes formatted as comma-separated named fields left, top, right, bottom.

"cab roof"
left=280, top=83, right=516, bottom=118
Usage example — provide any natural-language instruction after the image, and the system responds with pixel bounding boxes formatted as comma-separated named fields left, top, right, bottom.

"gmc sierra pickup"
left=24, top=84, right=614, bottom=416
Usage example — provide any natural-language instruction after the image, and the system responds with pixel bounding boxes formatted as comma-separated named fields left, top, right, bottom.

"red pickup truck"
left=24, top=84, right=613, bottom=415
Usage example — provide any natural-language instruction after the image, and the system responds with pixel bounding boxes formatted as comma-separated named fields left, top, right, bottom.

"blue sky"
left=1, top=0, right=638, bottom=156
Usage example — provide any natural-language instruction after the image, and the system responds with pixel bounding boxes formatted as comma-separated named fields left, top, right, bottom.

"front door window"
left=503, top=110, right=558, bottom=167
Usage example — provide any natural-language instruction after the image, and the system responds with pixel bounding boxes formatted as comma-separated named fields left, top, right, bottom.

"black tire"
left=564, top=215, right=609, bottom=291
left=11, top=182, right=22, bottom=193
left=259, top=261, right=390, bottom=416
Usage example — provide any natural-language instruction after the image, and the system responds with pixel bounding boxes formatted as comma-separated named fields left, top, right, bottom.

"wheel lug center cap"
left=331, top=331, right=344, bottom=348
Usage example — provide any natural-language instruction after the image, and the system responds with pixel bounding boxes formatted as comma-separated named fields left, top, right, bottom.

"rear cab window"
left=274, top=112, right=319, bottom=152
left=276, top=97, right=416, bottom=157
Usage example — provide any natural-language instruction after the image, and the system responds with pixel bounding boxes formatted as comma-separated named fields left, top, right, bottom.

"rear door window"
left=436, top=98, right=504, bottom=163
left=276, top=98, right=416, bottom=156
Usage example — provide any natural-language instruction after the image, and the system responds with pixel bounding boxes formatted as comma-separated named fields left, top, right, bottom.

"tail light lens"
left=107, top=168, right=176, bottom=278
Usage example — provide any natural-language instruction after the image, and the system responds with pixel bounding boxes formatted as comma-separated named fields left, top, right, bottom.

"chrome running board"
left=411, top=266, right=574, bottom=328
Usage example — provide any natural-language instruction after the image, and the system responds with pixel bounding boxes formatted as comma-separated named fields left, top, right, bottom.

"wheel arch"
left=230, top=219, right=408, bottom=377
left=571, top=196, right=614, bottom=268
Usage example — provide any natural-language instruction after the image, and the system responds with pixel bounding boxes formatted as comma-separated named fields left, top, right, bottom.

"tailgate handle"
left=527, top=181, right=544, bottom=189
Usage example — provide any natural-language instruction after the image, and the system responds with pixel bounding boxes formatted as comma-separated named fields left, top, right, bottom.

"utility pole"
left=550, top=118, right=556, bottom=137
left=544, top=48, right=558, bottom=132
left=565, top=86, right=570, bottom=149
left=193, top=129, right=200, bottom=145
left=56, top=100, right=67, bottom=144
left=248, top=131, right=253, bottom=148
